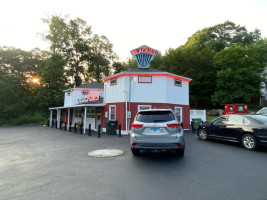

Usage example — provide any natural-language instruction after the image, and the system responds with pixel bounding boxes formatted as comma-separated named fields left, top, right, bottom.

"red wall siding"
left=102, top=102, right=126, bottom=129
left=103, top=102, right=190, bottom=130
left=62, top=109, right=73, bottom=125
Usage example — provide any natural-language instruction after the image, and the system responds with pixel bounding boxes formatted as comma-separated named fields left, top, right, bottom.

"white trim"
left=175, top=107, right=183, bottom=123
left=63, top=89, right=73, bottom=92
left=84, top=107, right=87, bottom=134
left=49, top=103, right=105, bottom=110
left=49, top=110, right=53, bottom=127
left=103, top=71, right=192, bottom=82
left=109, top=105, right=116, bottom=121
left=102, top=128, right=128, bottom=135
left=57, top=109, right=61, bottom=128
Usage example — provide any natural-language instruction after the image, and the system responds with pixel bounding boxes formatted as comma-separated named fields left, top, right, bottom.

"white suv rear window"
left=136, top=111, right=175, bottom=123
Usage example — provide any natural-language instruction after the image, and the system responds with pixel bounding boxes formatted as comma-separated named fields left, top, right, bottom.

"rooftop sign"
left=130, top=46, right=158, bottom=68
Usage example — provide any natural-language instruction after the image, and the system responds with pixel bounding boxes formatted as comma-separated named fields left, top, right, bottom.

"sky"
left=0, top=0, right=266, bottom=61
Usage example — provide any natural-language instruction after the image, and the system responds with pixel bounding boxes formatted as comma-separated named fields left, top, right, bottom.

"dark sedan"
left=197, top=114, right=267, bottom=150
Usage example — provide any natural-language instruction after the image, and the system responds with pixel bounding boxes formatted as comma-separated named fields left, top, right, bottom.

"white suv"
left=130, top=109, right=185, bottom=157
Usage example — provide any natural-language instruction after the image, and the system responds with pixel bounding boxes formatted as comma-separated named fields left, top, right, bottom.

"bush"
left=0, top=112, right=47, bottom=126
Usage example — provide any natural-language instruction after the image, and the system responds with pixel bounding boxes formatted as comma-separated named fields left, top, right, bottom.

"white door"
left=86, top=108, right=96, bottom=130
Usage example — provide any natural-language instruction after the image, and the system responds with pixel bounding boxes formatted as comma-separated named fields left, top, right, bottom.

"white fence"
left=190, top=110, right=206, bottom=122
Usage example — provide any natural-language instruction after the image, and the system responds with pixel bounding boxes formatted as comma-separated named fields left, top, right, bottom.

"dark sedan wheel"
left=131, top=148, right=140, bottom=156
left=242, top=134, right=257, bottom=150
left=198, top=129, right=208, bottom=140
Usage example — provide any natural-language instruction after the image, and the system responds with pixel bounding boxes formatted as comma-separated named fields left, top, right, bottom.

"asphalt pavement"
left=0, top=125, right=267, bottom=200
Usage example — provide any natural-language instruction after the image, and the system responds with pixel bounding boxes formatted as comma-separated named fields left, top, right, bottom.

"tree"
left=162, top=21, right=264, bottom=108
left=211, top=44, right=266, bottom=106
left=43, top=15, right=117, bottom=83
left=112, top=62, right=128, bottom=74
left=185, top=21, right=261, bottom=52
left=87, top=34, right=117, bottom=82
left=0, top=47, right=43, bottom=118
left=149, top=51, right=163, bottom=69
left=36, top=53, right=67, bottom=111
left=161, top=46, right=216, bottom=107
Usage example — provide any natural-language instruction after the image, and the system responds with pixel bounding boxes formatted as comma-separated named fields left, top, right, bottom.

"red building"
left=49, top=46, right=192, bottom=134
left=49, top=68, right=191, bottom=134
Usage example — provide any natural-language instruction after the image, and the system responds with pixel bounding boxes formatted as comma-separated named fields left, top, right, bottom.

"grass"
left=0, top=112, right=48, bottom=126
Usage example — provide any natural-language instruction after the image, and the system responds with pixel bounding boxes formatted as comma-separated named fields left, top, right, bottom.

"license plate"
left=150, top=128, right=160, bottom=132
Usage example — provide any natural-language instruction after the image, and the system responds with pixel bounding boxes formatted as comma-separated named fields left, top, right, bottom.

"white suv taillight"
left=166, top=123, right=181, bottom=128
left=131, top=124, right=143, bottom=128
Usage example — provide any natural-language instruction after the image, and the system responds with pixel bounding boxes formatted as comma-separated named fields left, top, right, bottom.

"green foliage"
left=1, top=18, right=266, bottom=126
left=129, top=58, right=138, bottom=69
left=112, top=62, right=128, bottom=74
left=0, top=68, right=27, bottom=118
left=161, top=21, right=266, bottom=108
left=43, top=15, right=117, bottom=83
left=149, top=51, right=163, bottom=69
left=161, top=46, right=216, bottom=107
left=0, top=47, right=44, bottom=118
left=87, top=34, right=117, bottom=82
left=0, top=15, right=118, bottom=124
left=185, top=21, right=261, bottom=52
left=211, top=44, right=266, bottom=105
left=0, top=112, right=47, bottom=126
left=36, top=54, right=67, bottom=112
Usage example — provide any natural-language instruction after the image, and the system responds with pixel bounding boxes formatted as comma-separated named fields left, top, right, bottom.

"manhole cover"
left=87, top=149, right=124, bottom=158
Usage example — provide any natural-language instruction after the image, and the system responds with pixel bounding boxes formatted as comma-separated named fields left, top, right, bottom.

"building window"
left=138, top=76, right=152, bottom=83
left=174, top=107, right=182, bottom=122
left=110, top=79, right=117, bottom=86
left=138, top=105, right=151, bottom=111
left=87, top=109, right=95, bottom=118
left=75, top=109, right=82, bottom=118
left=109, top=105, right=116, bottom=120
left=174, top=79, right=182, bottom=87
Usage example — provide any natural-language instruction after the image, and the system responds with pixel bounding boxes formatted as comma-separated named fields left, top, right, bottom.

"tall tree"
left=87, top=34, right=117, bottom=82
left=0, top=47, right=43, bottom=118
left=162, top=21, right=264, bottom=108
left=37, top=53, right=67, bottom=111
left=162, top=46, right=216, bottom=107
left=212, top=44, right=266, bottom=105
left=150, top=51, right=163, bottom=69
left=185, top=21, right=261, bottom=52
left=112, top=62, right=128, bottom=74
left=43, top=15, right=117, bottom=83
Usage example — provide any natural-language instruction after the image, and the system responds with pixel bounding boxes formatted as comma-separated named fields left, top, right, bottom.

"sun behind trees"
left=0, top=15, right=118, bottom=124
left=0, top=19, right=266, bottom=125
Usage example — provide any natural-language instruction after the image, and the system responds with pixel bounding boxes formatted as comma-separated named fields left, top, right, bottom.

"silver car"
left=130, top=109, right=185, bottom=157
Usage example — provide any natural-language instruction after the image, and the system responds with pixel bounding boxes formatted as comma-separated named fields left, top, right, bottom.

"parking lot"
left=0, top=125, right=267, bottom=200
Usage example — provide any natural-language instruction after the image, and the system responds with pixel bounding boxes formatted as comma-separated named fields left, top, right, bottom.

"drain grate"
left=87, top=149, right=124, bottom=158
